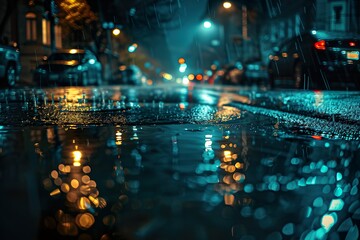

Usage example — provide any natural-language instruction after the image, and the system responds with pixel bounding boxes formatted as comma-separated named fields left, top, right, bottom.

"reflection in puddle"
left=0, top=123, right=359, bottom=239
left=40, top=138, right=107, bottom=237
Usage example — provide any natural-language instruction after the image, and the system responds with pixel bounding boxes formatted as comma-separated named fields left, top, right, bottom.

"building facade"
left=1, top=0, right=63, bottom=84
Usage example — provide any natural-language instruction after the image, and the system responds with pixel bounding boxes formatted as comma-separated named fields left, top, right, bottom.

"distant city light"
left=203, top=20, right=212, bottom=29
left=112, top=28, right=121, bottom=36
left=178, top=57, right=186, bottom=64
left=311, top=30, right=317, bottom=35
left=188, top=74, right=195, bottom=80
left=162, top=73, right=173, bottom=80
left=179, top=63, right=187, bottom=73
left=223, top=2, right=232, bottom=9
left=128, top=43, right=138, bottom=53
left=196, top=74, right=203, bottom=81
left=182, top=77, right=189, bottom=85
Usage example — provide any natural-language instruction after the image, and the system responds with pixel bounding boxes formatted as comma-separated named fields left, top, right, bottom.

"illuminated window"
left=55, top=26, right=62, bottom=48
left=25, top=12, right=37, bottom=41
left=42, top=19, right=62, bottom=48
left=42, top=19, right=50, bottom=45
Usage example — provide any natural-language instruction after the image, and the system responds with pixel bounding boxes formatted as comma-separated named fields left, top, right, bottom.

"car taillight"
left=349, top=41, right=356, bottom=47
left=314, top=40, right=326, bottom=50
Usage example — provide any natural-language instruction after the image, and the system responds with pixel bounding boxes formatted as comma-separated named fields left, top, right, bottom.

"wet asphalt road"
left=0, top=84, right=359, bottom=240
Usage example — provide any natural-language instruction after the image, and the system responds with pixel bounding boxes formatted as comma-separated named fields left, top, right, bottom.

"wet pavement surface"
left=0, top=84, right=359, bottom=240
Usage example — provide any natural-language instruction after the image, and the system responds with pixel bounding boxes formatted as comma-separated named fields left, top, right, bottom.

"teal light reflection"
left=329, top=199, right=344, bottom=211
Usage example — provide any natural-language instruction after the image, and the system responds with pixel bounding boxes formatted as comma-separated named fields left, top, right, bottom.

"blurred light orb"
left=188, top=74, right=195, bottom=80
left=129, top=8, right=136, bottom=16
left=223, top=2, right=232, bottom=9
left=112, top=28, right=121, bottom=36
left=179, top=63, right=187, bottom=73
left=203, top=20, right=212, bottom=29
left=178, top=57, right=186, bottom=64
left=128, top=45, right=136, bottom=53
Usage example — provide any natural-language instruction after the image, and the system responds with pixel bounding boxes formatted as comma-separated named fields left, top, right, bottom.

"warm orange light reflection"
left=59, top=164, right=65, bottom=172
left=223, top=150, right=232, bottom=162
left=82, top=175, right=91, bottom=184
left=50, top=188, right=61, bottom=196
left=64, top=165, right=71, bottom=173
left=115, top=131, right=122, bottom=146
left=61, top=183, right=70, bottom=193
left=179, top=103, right=186, bottom=110
left=73, top=162, right=81, bottom=167
left=71, top=179, right=79, bottom=189
left=235, top=162, right=243, bottom=169
left=226, top=165, right=236, bottom=173
left=78, top=197, right=91, bottom=210
left=224, top=194, right=235, bottom=206
left=76, top=213, right=95, bottom=229
left=83, top=166, right=91, bottom=174
left=73, top=150, right=82, bottom=161
left=233, top=172, right=245, bottom=182
left=51, top=170, right=58, bottom=179
left=89, top=195, right=99, bottom=207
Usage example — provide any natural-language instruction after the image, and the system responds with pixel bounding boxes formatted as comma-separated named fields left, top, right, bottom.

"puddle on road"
left=0, top=123, right=359, bottom=240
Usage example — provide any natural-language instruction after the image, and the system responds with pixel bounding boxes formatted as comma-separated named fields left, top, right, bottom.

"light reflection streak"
left=39, top=136, right=107, bottom=237
left=214, top=129, right=249, bottom=206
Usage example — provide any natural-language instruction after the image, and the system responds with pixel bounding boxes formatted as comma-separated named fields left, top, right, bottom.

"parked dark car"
left=33, top=49, right=102, bottom=86
left=268, top=30, right=360, bottom=89
left=0, top=43, right=21, bottom=87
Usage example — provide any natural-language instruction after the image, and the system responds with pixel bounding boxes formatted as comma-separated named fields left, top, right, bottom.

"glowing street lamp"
left=223, top=1, right=232, bottom=9
left=203, top=20, right=212, bottom=29
left=112, top=28, right=121, bottom=36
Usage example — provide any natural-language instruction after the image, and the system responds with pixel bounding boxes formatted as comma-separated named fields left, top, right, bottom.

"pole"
left=96, top=0, right=113, bottom=82
left=50, top=1, right=56, bottom=53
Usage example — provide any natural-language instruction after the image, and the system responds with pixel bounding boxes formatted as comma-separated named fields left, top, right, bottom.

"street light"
left=223, top=1, right=232, bottom=9
left=112, top=28, right=121, bottom=36
left=203, top=20, right=212, bottom=29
